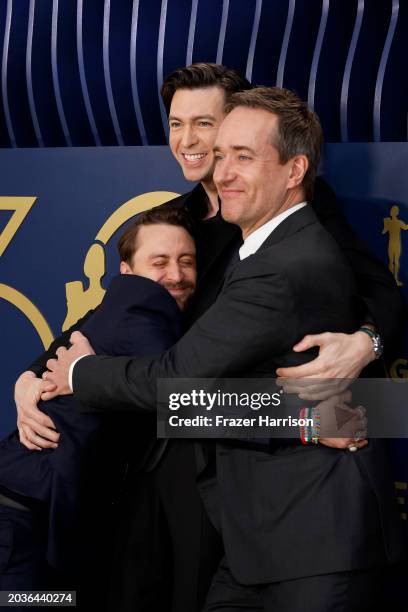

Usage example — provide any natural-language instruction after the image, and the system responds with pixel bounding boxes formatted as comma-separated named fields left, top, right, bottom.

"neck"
left=242, top=188, right=305, bottom=240
left=201, top=178, right=219, bottom=219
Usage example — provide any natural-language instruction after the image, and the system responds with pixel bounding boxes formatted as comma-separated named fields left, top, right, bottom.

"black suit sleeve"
left=73, top=265, right=299, bottom=413
left=28, top=310, right=95, bottom=376
left=312, top=178, right=405, bottom=354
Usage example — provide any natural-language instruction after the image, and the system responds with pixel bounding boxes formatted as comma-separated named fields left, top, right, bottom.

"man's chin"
left=168, top=290, right=192, bottom=310
left=181, top=168, right=207, bottom=183
left=218, top=201, right=244, bottom=226
left=219, top=209, right=237, bottom=225
left=180, top=163, right=213, bottom=184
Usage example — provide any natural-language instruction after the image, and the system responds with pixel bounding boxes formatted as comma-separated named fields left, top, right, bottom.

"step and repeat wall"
left=0, top=0, right=407, bottom=551
left=0, top=0, right=407, bottom=145
left=0, top=144, right=407, bottom=513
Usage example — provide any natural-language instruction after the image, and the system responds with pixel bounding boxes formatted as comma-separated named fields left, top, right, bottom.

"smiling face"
left=168, top=86, right=226, bottom=188
left=120, top=224, right=197, bottom=310
left=213, top=106, right=307, bottom=238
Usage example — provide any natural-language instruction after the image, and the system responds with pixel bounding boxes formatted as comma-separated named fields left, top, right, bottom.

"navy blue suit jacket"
left=0, top=274, right=182, bottom=570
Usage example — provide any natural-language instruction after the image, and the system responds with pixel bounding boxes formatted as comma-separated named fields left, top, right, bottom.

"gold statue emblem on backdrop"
left=382, top=205, right=408, bottom=286
left=383, top=205, right=408, bottom=380
left=62, top=243, right=106, bottom=331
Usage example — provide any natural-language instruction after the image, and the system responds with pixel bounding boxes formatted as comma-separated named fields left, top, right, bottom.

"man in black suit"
left=0, top=207, right=195, bottom=606
left=47, top=87, right=405, bottom=611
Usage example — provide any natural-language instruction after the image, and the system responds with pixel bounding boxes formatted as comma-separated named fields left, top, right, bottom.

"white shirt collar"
left=239, top=202, right=308, bottom=261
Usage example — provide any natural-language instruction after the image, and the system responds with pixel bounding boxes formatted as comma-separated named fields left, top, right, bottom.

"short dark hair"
left=161, top=63, right=252, bottom=115
left=118, top=206, right=195, bottom=263
left=225, top=87, right=323, bottom=200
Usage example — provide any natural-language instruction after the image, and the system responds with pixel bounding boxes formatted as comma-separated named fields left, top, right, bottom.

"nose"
left=166, top=261, right=183, bottom=283
left=214, top=156, right=235, bottom=186
left=181, top=125, right=198, bottom=148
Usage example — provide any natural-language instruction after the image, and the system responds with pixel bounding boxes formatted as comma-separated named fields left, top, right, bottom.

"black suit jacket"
left=73, top=206, right=405, bottom=583
left=0, top=275, right=182, bottom=570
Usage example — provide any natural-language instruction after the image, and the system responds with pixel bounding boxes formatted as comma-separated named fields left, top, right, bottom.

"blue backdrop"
left=0, top=0, right=407, bottom=576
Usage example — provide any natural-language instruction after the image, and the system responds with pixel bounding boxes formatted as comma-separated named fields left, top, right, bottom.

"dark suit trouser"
left=204, top=557, right=384, bottom=612
left=108, top=441, right=223, bottom=612
left=0, top=506, right=49, bottom=590
left=0, top=506, right=50, bottom=612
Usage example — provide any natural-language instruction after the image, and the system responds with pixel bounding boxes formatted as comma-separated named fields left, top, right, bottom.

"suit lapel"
left=257, top=205, right=318, bottom=253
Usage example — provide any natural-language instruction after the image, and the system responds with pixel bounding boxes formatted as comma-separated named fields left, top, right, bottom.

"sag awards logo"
left=0, top=191, right=179, bottom=347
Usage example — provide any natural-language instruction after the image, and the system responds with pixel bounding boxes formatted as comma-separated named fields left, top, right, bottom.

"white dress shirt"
left=239, top=201, right=307, bottom=261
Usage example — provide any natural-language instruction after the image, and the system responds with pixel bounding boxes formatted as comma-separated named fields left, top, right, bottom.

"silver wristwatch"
left=359, top=327, right=384, bottom=359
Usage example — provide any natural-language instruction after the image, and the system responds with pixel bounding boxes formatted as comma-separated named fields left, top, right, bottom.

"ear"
left=120, top=261, right=133, bottom=275
left=287, top=155, right=308, bottom=190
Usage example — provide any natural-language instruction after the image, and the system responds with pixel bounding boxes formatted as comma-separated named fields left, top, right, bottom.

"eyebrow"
left=168, top=114, right=217, bottom=122
left=148, top=252, right=196, bottom=259
left=213, top=145, right=257, bottom=154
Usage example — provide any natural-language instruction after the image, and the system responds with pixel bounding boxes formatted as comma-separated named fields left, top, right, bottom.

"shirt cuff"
left=69, top=356, right=87, bottom=391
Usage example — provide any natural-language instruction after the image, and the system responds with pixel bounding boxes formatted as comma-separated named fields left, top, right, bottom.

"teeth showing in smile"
left=183, top=153, right=206, bottom=161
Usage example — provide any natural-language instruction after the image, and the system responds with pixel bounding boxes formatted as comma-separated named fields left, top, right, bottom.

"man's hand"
left=316, top=392, right=368, bottom=450
left=15, top=371, right=59, bottom=450
left=276, top=331, right=375, bottom=400
left=44, top=331, right=95, bottom=394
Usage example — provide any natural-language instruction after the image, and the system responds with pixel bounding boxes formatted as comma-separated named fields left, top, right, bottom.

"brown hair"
left=161, top=63, right=252, bottom=115
left=225, top=87, right=323, bottom=200
left=118, top=205, right=195, bottom=263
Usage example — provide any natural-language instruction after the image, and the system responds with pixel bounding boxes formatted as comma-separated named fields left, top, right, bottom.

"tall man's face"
left=168, top=86, right=226, bottom=186
left=213, top=106, right=307, bottom=238
left=120, top=224, right=196, bottom=310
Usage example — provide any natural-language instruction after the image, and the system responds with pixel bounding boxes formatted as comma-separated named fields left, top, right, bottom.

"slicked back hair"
left=161, top=63, right=252, bottom=115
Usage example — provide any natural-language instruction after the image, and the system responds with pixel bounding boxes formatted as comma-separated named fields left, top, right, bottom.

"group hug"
left=0, top=63, right=406, bottom=612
